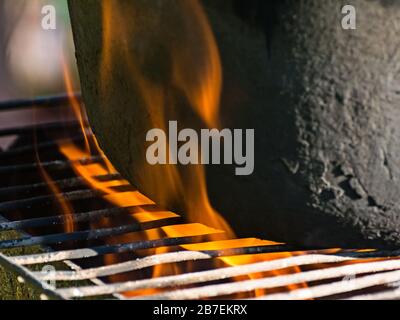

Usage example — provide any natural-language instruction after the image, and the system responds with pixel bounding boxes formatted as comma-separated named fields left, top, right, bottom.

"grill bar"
left=0, top=189, right=105, bottom=212
left=134, top=259, right=400, bottom=300
left=0, top=174, right=122, bottom=197
left=346, top=288, right=400, bottom=300
left=258, top=269, right=400, bottom=300
left=0, top=135, right=88, bottom=159
left=2, top=94, right=400, bottom=300
left=37, top=246, right=318, bottom=282
left=52, top=253, right=356, bottom=297
left=0, top=206, right=165, bottom=231
left=0, top=188, right=152, bottom=212
left=0, top=156, right=104, bottom=174
left=39, top=251, right=344, bottom=282
left=0, top=121, right=85, bottom=137
left=0, top=253, right=64, bottom=300
left=0, top=220, right=191, bottom=250
left=11, top=242, right=301, bottom=266
left=0, top=214, right=111, bottom=301
left=0, top=93, right=81, bottom=111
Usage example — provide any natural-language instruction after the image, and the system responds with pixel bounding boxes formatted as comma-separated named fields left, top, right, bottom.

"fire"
left=34, top=143, right=75, bottom=233
left=61, top=56, right=90, bottom=153
left=59, top=141, right=155, bottom=208
left=32, top=55, right=83, bottom=234
left=100, top=0, right=233, bottom=239
left=59, top=55, right=159, bottom=209
left=45, top=0, right=309, bottom=298
left=178, top=237, right=307, bottom=297
left=170, top=0, right=223, bottom=128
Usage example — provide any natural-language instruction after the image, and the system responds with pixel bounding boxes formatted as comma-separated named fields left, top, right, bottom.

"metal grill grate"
left=1, top=95, right=400, bottom=300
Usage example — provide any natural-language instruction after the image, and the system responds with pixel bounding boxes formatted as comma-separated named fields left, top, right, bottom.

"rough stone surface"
left=69, top=0, right=400, bottom=248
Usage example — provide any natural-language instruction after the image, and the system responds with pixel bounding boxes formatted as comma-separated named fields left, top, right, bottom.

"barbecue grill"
left=1, top=95, right=400, bottom=300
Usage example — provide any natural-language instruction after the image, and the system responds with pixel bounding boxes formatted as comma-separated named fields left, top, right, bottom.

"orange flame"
left=100, top=0, right=233, bottom=239
left=34, top=147, right=75, bottom=233
left=53, top=0, right=309, bottom=298
left=31, top=55, right=80, bottom=233
left=170, top=0, right=223, bottom=128
left=60, top=55, right=157, bottom=209
left=95, top=0, right=308, bottom=297
left=61, top=55, right=90, bottom=153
